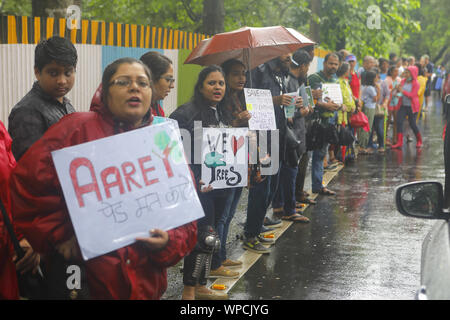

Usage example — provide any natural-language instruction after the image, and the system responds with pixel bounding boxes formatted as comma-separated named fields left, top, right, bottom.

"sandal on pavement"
left=272, top=207, right=284, bottom=214
left=195, top=286, right=228, bottom=300
left=313, top=187, right=336, bottom=196
left=281, top=213, right=310, bottom=223
left=298, top=197, right=317, bottom=205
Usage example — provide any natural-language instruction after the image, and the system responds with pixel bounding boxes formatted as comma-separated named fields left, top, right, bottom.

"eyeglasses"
left=161, top=76, right=175, bottom=84
left=110, top=77, right=151, bottom=89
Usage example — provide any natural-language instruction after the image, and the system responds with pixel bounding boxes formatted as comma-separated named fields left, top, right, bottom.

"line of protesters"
left=0, top=36, right=429, bottom=300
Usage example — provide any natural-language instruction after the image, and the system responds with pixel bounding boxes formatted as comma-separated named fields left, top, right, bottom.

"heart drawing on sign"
left=231, top=136, right=244, bottom=156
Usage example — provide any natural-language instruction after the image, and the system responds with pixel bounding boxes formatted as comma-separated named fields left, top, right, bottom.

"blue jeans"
left=311, top=142, right=328, bottom=192
left=368, top=116, right=385, bottom=148
left=245, top=162, right=281, bottom=239
left=273, top=162, right=298, bottom=215
left=245, top=175, right=271, bottom=239
left=212, top=187, right=243, bottom=268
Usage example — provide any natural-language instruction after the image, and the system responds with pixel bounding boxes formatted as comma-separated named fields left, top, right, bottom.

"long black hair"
left=221, top=59, right=247, bottom=125
left=140, top=51, right=172, bottom=81
left=362, top=70, right=377, bottom=86
left=336, top=62, right=350, bottom=78
left=192, top=65, right=225, bottom=107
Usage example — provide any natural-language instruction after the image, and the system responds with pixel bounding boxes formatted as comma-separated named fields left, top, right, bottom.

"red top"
left=9, top=86, right=197, bottom=299
left=0, top=121, right=19, bottom=300
left=151, top=102, right=165, bottom=117
left=348, top=71, right=361, bottom=99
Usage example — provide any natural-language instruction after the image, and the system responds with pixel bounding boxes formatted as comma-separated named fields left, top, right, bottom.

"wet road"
left=229, top=97, right=446, bottom=300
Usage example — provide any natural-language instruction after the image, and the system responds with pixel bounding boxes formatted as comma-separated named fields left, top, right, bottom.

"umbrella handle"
left=244, top=49, right=252, bottom=88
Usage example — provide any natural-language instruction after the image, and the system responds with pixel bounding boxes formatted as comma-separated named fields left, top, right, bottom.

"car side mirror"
left=395, top=181, right=447, bottom=219
left=445, top=94, right=450, bottom=105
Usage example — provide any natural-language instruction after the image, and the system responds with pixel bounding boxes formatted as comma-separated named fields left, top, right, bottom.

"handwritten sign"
left=51, top=121, right=204, bottom=260
left=244, top=88, right=277, bottom=130
left=201, top=128, right=248, bottom=189
left=322, top=83, right=343, bottom=105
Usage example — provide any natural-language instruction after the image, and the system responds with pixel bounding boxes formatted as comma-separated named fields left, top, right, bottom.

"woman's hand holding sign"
left=136, top=229, right=169, bottom=251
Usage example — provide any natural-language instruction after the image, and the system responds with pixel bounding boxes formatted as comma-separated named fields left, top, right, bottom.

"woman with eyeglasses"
left=9, top=58, right=197, bottom=299
left=140, top=51, right=175, bottom=117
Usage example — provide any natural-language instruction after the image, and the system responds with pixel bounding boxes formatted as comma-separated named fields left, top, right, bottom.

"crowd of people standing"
left=0, top=35, right=441, bottom=300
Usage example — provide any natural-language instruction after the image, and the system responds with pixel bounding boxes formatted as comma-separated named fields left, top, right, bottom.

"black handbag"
left=338, top=125, right=355, bottom=146
left=0, top=199, right=47, bottom=300
left=285, top=124, right=300, bottom=150
left=0, top=199, right=90, bottom=300
left=306, top=119, right=326, bottom=151
left=324, top=123, right=339, bottom=145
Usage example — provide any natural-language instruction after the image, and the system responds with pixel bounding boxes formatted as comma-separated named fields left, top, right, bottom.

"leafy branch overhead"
left=0, top=0, right=447, bottom=66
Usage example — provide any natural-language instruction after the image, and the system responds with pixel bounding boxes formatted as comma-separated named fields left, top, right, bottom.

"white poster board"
left=322, top=83, right=343, bottom=104
left=244, top=88, right=277, bottom=130
left=201, top=128, right=248, bottom=189
left=51, top=121, right=204, bottom=260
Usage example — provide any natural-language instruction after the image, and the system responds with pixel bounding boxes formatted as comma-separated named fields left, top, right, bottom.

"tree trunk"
left=32, top=0, right=82, bottom=18
left=309, top=0, right=321, bottom=43
left=336, top=35, right=346, bottom=51
left=202, top=0, right=225, bottom=35
left=432, top=45, right=449, bottom=64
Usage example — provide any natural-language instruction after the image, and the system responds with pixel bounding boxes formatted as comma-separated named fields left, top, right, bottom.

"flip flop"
left=318, top=187, right=336, bottom=196
left=281, top=213, right=310, bottom=223
left=298, top=197, right=317, bottom=205
left=324, top=163, right=338, bottom=170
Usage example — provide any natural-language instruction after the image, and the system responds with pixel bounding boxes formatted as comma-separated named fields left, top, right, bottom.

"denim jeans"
left=311, top=142, right=328, bottom=192
left=197, top=189, right=230, bottom=230
left=368, top=115, right=385, bottom=148
left=244, top=175, right=272, bottom=239
left=267, top=162, right=281, bottom=210
left=396, top=105, right=419, bottom=135
left=212, top=187, right=243, bottom=269
left=295, top=151, right=310, bottom=199
left=273, top=162, right=299, bottom=215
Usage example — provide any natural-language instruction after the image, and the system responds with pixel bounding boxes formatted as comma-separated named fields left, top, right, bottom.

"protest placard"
left=283, top=91, right=299, bottom=118
left=322, top=83, right=343, bottom=104
left=51, top=121, right=204, bottom=260
left=300, top=85, right=315, bottom=108
left=201, top=127, right=248, bottom=189
left=244, top=88, right=277, bottom=130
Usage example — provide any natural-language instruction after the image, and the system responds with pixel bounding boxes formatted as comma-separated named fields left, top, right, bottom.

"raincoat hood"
left=407, top=65, right=418, bottom=81
left=89, top=84, right=153, bottom=130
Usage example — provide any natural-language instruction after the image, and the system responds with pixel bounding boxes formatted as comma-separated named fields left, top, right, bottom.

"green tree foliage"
left=0, top=0, right=31, bottom=16
left=1, top=0, right=439, bottom=65
left=308, top=0, right=421, bottom=60
left=82, top=0, right=204, bottom=32
left=403, top=0, right=450, bottom=66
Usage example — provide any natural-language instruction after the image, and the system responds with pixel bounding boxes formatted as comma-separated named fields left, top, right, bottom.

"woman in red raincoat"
left=0, top=120, right=19, bottom=299
left=9, top=58, right=197, bottom=299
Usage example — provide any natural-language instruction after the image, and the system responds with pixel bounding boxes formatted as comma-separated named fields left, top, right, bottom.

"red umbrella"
left=184, top=26, right=315, bottom=71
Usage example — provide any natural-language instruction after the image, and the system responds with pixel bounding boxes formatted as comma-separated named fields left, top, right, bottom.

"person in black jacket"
left=8, top=36, right=78, bottom=161
left=271, top=50, right=311, bottom=222
left=170, top=65, right=231, bottom=300
left=242, top=55, right=292, bottom=254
